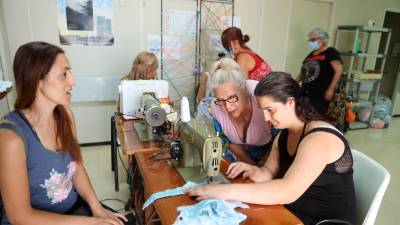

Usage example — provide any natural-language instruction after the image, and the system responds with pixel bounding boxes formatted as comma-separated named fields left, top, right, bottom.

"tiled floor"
left=83, top=118, right=400, bottom=224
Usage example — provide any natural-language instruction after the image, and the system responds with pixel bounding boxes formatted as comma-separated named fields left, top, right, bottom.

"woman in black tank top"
left=186, top=72, right=355, bottom=225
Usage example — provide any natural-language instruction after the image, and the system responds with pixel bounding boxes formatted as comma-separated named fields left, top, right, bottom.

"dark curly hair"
left=254, top=72, right=322, bottom=122
left=221, top=27, right=251, bottom=52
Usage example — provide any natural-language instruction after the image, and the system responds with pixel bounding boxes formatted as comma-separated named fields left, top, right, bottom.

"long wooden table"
left=115, top=116, right=303, bottom=225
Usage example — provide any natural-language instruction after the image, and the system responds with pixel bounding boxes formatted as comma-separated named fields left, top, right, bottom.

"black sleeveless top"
left=277, top=127, right=355, bottom=225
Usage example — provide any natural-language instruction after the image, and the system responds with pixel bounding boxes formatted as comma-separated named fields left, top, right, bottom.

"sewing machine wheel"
left=146, top=106, right=167, bottom=127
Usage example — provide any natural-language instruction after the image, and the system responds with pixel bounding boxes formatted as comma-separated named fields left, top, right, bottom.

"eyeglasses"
left=214, top=95, right=239, bottom=106
left=308, top=38, right=319, bottom=42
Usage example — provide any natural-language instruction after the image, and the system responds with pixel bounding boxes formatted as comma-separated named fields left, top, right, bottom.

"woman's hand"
left=91, top=206, right=127, bottom=225
left=185, top=183, right=226, bottom=201
left=226, top=162, right=271, bottom=182
left=226, top=162, right=257, bottom=180
left=324, top=87, right=335, bottom=101
left=88, top=217, right=125, bottom=225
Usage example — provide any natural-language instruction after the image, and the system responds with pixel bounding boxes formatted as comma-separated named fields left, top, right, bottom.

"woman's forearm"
left=12, top=208, right=95, bottom=225
left=229, top=143, right=255, bottom=165
left=73, top=164, right=102, bottom=212
left=220, top=179, right=297, bottom=205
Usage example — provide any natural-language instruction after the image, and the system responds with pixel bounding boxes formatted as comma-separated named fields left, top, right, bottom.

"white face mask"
left=309, top=40, right=320, bottom=50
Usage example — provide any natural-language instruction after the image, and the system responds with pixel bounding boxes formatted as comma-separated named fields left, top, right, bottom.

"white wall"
left=1, top=0, right=399, bottom=143
left=1, top=0, right=143, bottom=143
left=0, top=0, right=14, bottom=117
left=0, top=0, right=273, bottom=143
left=260, top=0, right=291, bottom=71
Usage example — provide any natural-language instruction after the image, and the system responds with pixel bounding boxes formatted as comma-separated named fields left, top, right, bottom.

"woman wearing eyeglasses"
left=298, top=28, right=342, bottom=115
left=209, top=58, right=272, bottom=165
left=187, top=72, right=355, bottom=225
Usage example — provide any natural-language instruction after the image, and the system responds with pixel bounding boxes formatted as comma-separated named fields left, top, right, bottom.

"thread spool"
left=181, top=96, right=191, bottom=122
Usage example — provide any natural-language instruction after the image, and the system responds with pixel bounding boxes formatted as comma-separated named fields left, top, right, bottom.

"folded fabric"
left=173, top=199, right=249, bottom=225
left=142, top=182, right=202, bottom=209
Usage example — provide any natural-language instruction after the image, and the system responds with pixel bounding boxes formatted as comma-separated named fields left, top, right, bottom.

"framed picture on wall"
left=57, top=0, right=114, bottom=46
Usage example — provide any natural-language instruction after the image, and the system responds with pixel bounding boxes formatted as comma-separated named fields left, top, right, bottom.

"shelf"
left=340, top=52, right=386, bottom=58
left=337, top=25, right=391, bottom=33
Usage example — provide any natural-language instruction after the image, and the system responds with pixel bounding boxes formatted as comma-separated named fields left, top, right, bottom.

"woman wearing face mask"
left=298, top=28, right=343, bottom=115
left=186, top=72, right=355, bottom=225
left=221, top=27, right=272, bottom=81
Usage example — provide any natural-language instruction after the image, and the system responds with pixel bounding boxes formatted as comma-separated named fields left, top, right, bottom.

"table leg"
left=125, top=156, right=147, bottom=225
left=111, top=115, right=119, bottom=191
left=111, top=115, right=115, bottom=171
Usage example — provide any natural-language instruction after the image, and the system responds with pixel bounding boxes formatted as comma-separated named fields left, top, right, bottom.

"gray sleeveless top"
left=0, top=111, right=78, bottom=225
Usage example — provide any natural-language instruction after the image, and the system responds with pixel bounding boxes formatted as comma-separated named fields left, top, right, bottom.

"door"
left=377, top=11, right=400, bottom=115
left=0, top=55, right=10, bottom=118
left=285, top=0, right=334, bottom=77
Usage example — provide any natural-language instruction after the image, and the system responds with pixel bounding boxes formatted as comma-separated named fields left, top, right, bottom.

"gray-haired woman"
left=298, top=27, right=343, bottom=115
left=208, top=58, right=272, bottom=165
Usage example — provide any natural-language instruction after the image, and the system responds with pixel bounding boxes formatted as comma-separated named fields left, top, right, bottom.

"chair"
left=352, top=149, right=390, bottom=225
left=317, top=149, right=391, bottom=225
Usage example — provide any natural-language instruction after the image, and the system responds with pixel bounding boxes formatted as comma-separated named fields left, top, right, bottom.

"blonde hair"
left=208, top=58, right=246, bottom=91
left=124, top=51, right=158, bottom=80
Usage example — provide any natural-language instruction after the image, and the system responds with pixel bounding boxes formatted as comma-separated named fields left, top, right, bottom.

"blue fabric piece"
left=142, top=182, right=202, bottom=209
left=212, top=118, right=230, bottom=149
left=223, top=149, right=236, bottom=163
left=173, top=199, right=249, bottom=225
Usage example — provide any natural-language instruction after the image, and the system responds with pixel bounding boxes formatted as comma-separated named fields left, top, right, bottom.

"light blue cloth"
left=142, top=182, right=202, bottom=209
left=143, top=182, right=249, bottom=225
left=173, top=199, right=249, bottom=225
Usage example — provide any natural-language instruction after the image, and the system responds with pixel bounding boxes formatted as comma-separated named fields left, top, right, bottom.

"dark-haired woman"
left=186, top=72, right=355, bottom=225
left=221, top=27, right=272, bottom=80
left=0, top=42, right=126, bottom=225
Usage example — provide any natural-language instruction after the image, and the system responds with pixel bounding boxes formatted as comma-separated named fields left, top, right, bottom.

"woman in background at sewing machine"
left=209, top=58, right=272, bottom=165
left=122, top=51, right=158, bottom=80
left=0, top=42, right=127, bottom=225
left=187, top=72, right=355, bottom=225
left=117, top=51, right=159, bottom=111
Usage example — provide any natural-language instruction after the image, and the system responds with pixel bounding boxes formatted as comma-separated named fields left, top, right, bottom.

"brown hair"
left=254, top=72, right=322, bottom=122
left=221, top=27, right=251, bottom=52
left=124, top=51, right=158, bottom=80
left=13, top=42, right=82, bottom=163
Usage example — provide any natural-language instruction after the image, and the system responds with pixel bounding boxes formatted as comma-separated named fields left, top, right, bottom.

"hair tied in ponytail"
left=243, top=34, right=250, bottom=43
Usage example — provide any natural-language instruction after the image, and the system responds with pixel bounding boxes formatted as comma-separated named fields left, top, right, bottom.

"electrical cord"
left=100, top=198, right=127, bottom=204
left=117, top=146, right=128, bottom=172
left=100, top=199, right=127, bottom=212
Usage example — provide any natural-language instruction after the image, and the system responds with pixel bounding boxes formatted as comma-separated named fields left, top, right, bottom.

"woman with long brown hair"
left=0, top=42, right=126, bottom=225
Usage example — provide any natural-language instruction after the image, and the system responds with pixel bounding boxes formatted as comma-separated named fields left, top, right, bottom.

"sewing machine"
left=171, top=119, right=228, bottom=183
left=134, top=93, right=170, bottom=141
left=119, top=79, right=176, bottom=141
left=119, top=80, right=169, bottom=119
